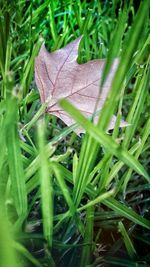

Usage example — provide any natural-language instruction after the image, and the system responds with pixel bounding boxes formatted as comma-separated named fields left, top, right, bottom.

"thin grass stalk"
left=37, top=119, right=53, bottom=247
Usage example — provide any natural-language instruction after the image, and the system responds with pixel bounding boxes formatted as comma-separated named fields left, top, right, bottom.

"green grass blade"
left=0, top=207, right=23, bottom=267
left=103, top=198, right=150, bottom=230
left=23, top=102, right=48, bottom=132
left=123, top=59, right=150, bottom=148
left=101, top=4, right=128, bottom=86
left=21, top=38, right=43, bottom=97
left=52, top=164, right=150, bottom=230
left=98, top=0, right=149, bottom=131
left=77, top=189, right=115, bottom=212
left=103, top=141, right=141, bottom=189
left=48, top=1, right=58, bottom=44
left=13, top=241, right=43, bottom=267
left=6, top=99, right=27, bottom=218
left=118, top=221, right=137, bottom=259
left=79, top=206, right=94, bottom=267
left=37, top=120, right=53, bottom=247
left=122, top=117, right=150, bottom=193
left=25, top=143, right=56, bottom=181
left=72, top=152, right=78, bottom=186
left=51, top=162, right=75, bottom=214
left=73, top=133, right=99, bottom=206
left=59, top=99, right=149, bottom=183
left=105, top=257, right=150, bottom=267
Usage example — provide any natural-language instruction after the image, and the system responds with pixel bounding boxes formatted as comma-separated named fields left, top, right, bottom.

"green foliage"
left=0, top=0, right=149, bottom=266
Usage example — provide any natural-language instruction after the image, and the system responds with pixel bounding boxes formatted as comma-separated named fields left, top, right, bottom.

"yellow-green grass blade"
left=77, top=189, right=115, bottom=212
left=6, top=99, right=27, bottom=218
left=0, top=102, right=7, bottom=195
left=72, top=152, right=79, bottom=186
left=25, top=143, right=56, bottom=181
left=0, top=207, right=23, bottom=267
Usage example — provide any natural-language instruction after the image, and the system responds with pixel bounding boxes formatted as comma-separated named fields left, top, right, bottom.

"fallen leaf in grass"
left=35, top=37, right=127, bottom=133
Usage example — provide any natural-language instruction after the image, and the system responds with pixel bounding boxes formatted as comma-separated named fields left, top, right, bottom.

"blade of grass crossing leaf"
left=37, top=120, right=53, bottom=247
left=59, top=99, right=149, bottom=183
left=57, top=1, right=149, bottom=209
left=98, top=95, right=126, bottom=189
left=98, top=0, right=149, bottom=132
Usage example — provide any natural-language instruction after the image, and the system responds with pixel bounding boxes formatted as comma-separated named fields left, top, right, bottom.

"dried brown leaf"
left=35, top=37, right=126, bottom=133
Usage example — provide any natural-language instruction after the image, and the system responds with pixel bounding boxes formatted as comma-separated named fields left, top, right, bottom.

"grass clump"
left=0, top=0, right=150, bottom=266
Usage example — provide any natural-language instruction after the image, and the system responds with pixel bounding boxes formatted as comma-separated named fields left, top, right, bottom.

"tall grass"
left=0, top=0, right=150, bottom=266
